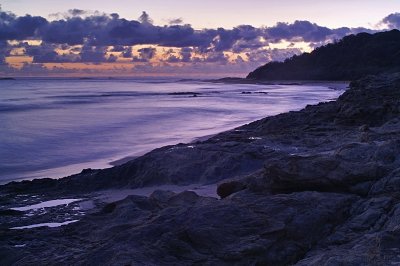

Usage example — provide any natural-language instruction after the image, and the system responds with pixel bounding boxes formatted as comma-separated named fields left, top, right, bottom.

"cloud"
left=0, top=11, right=47, bottom=41
left=265, top=20, right=335, bottom=42
left=132, top=47, right=156, bottom=62
left=138, top=11, right=153, bottom=25
left=0, top=8, right=392, bottom=76
left=164, top=47, right=193, bottom=63
left=121, top=47, right=133, bottom=58
left=231, top=37, right=265, bottom=53
left=49, top=9, right=104, bottom=20
left=382, top=13, right=400, bottom=29
left=40, top=16, right=111, bottom=45
left=23, top=43, right=75, bottom=63
left=202, top=51, right=229, bottom=63
left=0, top=41, right=10, bottom=63
left=33, top=50, right=76, bottom=63
left=0, top=9, right=371, bottom=53
left=24, top=42, right=112, bottom=63
left=79, top=46, right=108, bottom=63
left=180, top=47, right=192, bottom=62
left=68, top=9, right=87, bottom=17
left=168, top=18, right=183, bottom=25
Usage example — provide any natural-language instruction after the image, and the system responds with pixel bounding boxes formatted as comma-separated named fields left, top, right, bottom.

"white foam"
left=11, top=199, right=82, bottom=212
left=10, top=220, right=79, bottom=230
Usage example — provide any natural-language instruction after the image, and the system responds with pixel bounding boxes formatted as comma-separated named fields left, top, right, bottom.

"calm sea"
left=0, top=78, right=346, bottom=184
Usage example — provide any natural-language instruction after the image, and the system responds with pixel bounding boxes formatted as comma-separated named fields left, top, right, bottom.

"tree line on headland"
left=247, top=29, right=400, bottom=80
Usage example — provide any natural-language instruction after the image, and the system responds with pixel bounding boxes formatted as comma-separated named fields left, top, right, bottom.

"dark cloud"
left=132, top=47, right=156, bottom=62
left=0, top=41, right=10, bottom=63
left=382, top=13, right=400, bottom=29
left=69, top=9, right=87, bottom=17
left=265, top=21, right=376, bottom=44
left=0, top=11, right=47, bottom=41
left=158, top=25, right=214, bottom=48
left=231, top=38, right=264, bottom=53
left=25, top=43, right=108, bottom=63
left=49, top=9, right=103, bottom=20
left=168, top=18, right=183, bottom=25
left=111, top=45, right=125, bottom=52
left=79, top=46, right=108, bottom=63
left=0, top=8, right=388, bottom=71
left=180, top=47, right=192, bottom=62
left=138, top=11, right=153, bottom=25
left=202, top=51, right=228, bottom=63
left=122, top=47, right=133, bottom=58
left=209, top=25, right=262, bottom=52
left=107, top=54, right=118, bottom=63
left=0, top=9, right=368, bottom=53
left=265, top=20, right=334, bottom=42
left=164, top=47, right=192, bottom=63
left=24, top=43, right=77, bottom=63
left=165, top=54, right=180, bottom=63
left=40, top=16, right=111, bottom=45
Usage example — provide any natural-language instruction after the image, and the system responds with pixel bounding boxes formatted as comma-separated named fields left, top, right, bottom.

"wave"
left=0, top=91, right=226, bottom=113
left=0, top=103, right=54, bottom=112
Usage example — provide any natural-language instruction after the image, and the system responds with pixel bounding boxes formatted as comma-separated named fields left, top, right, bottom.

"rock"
left=0, top=209, right=22, bottom=216
left=264, top=154, right=381, bottom=194
left=369, top=168, right=400, bottom=195
left=0, top=191, right=356, bottom=265
left=217, top=180, right=247, bottom=198
left=2, top=73, right=400, bottom=264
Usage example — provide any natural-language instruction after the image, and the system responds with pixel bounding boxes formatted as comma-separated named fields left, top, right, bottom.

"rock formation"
left=1, top=73, right=400, bottom=265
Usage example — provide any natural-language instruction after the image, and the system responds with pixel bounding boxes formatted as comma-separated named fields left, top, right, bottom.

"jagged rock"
left=217, top=180, right=247, bottom=198
left=0, top=191, right=356, bottom=265
left=264, top=154, right=381, bottom=195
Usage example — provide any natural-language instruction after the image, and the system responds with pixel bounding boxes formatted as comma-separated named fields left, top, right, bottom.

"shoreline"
left=1, top=73, right=400, bottom=264
left=108, top=133, right=218, bottom=166
left=0, top=131, right=221, bottom=186
left=1, top=81, right=347, bottom=186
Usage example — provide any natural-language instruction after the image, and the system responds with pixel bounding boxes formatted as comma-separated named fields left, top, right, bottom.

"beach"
left=0, top=78, right=345, bottom=184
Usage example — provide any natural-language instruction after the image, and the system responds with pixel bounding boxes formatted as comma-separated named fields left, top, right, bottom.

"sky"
left=0, top=0, right=400, bottom=77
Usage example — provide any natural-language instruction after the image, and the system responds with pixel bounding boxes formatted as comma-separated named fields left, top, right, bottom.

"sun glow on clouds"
left=0, top=8, right=397, bottom=77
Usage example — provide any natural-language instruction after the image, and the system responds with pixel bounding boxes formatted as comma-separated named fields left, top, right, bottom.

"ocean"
left=0, top=78, right=346, bottom=184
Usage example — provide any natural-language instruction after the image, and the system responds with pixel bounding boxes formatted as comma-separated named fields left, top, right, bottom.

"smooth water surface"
left=0, top=78, right=346, bottom=183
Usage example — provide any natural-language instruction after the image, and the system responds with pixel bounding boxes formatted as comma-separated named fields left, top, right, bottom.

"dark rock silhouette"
left=247, top=30, right=400, bottom=80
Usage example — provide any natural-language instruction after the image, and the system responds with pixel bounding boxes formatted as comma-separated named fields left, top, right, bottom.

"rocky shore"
left=1, top=73, right=400, bottom=265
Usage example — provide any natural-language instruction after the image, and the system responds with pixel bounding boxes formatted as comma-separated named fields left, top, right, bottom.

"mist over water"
left=0, top=78, right=346, bottom=184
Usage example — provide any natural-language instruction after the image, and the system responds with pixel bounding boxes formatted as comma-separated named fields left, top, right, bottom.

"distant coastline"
left=247, top=30, right=400, bottom=81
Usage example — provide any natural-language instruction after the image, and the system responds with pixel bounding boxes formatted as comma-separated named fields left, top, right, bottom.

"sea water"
left=0, top=78, right=346, bottom=184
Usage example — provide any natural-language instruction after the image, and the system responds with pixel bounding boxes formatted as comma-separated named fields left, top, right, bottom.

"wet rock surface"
left=1, top=73, right=400, bottom=265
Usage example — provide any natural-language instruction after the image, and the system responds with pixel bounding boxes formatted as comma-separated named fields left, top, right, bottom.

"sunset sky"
left=1, top=0, right=400, bottom=77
